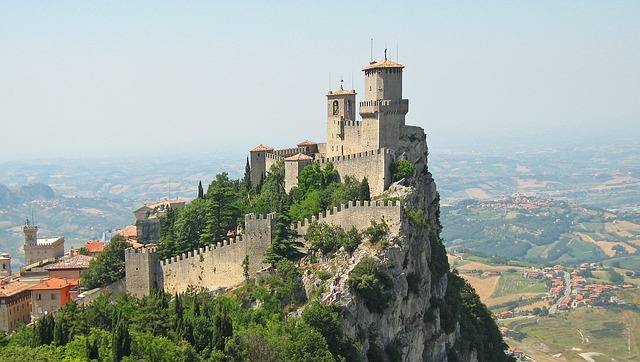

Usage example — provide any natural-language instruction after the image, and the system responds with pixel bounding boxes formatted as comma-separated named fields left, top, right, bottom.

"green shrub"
left=347, top=257, right=394, bottom=313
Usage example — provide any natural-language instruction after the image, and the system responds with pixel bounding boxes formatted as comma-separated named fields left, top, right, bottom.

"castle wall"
left=126, top=213, right=275, bottom=297
left=293, top=199, right=402, bottom=237
left=318, top=148, right=394, bottom=196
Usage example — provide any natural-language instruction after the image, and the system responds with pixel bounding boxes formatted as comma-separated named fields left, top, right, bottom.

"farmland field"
left=502, top=308, right=640, bottom=361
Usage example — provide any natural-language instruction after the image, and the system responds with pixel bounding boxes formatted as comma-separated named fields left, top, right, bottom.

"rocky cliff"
left=301, top=127, right=508, bottom=361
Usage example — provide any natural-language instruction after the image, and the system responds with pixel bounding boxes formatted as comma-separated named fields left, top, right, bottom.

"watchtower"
left=359, top=55, right=408, bottom=151
left=249, top=144, right=274, bottom=187
left=326, top=83, right=357, bottom=157
left=125, top=248, right=160, bottom=298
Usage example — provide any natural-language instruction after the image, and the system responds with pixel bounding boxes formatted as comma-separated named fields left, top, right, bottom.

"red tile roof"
left=0, top=281, right=31, bottom=297
left=29, top=278, right=71, bottom=291
left=84, top=240, right=104, bottom=253
left=45, top=255, right=93, bottom=270
left=250, top=144, right=273, bottom=152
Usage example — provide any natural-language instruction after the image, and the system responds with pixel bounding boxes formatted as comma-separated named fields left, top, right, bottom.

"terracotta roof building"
left=29, top=278, right=73, bottom=318
left=45, top=255, right=93, bottom=280
left=0, top=280, right=32, bottom=333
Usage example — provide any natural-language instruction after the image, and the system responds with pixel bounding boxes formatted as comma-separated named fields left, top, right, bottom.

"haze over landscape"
left=2, top=1, right=639, bottom=161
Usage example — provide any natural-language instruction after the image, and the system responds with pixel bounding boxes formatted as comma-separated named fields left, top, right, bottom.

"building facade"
left=0, top=281, right=32, bottom=334
left=23, top=223, right=65, bottom=265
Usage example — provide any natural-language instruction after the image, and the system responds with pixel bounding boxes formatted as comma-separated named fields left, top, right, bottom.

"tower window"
left=332, top=101, right=339, bottom=115
left=347, top=100, right=352, bottom=114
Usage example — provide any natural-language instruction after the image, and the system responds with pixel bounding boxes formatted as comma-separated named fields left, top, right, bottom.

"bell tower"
left=326, top=82, right=356, bottom=157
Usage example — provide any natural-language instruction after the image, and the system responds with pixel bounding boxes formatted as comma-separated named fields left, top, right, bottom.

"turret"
left=23, top=221, right=38, bottom=247
left=0, top=252, right=11, bottom=278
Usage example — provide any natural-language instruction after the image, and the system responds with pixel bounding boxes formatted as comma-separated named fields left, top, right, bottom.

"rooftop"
left=44, top=255, right=93, bottom=270
left=362, top=58, right=404, bottom=71
left=285, top=153, right=313, bottom=161
left=0, top=280, right=31, bottom=297
left=250, top=144, right=274, bottom=152
left=29, top=277, right=71, bottom=291
left=37, top=237, right=63, bottom=245
left=84, top=240, right=105, bottom=253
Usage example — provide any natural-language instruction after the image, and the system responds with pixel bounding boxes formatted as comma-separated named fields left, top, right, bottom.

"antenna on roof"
left=370, top=38, right=373, bottom=61
left=384, top=42, right=387, bottom=60
left=340, top=77, right=344, bottom=90
left=329, top=72, right=331, bottom=91
left=31, top=208, right=35, bottom=226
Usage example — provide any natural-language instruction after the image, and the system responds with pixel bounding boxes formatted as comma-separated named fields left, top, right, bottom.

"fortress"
left=126, top=56, right=427, bottom=297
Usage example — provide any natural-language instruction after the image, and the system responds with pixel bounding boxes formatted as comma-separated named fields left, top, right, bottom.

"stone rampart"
left=293, top=200, right=402, bottom=237
left=126, top=213, right=275, bottom=297
left=318, top=148, right=394, bottom=196
left=273, top=147, right=308, bottom=158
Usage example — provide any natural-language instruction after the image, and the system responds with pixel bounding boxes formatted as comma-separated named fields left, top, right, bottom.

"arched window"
left=347, top=100, right=352, bottom=114
left=332, top=100, right=339, bottom=115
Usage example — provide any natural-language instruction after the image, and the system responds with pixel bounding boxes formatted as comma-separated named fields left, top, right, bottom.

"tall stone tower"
left=326, top=84, right=357, bottom=157
left=359, top=56, right=408, bottom=151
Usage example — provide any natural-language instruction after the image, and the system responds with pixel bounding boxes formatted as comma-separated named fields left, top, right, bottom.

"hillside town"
left=0, top=197, right=175, bottom=335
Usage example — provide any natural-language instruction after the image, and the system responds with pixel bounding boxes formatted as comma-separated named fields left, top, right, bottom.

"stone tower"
left=326, top=84, right=357, bottom=157
left=124, top=248, right=160, bottom=298
left=360, top=56, right=408, bottom=151
left=0, top=252, right=11, bottom=278
left=249, top=144, right=274, bottom=187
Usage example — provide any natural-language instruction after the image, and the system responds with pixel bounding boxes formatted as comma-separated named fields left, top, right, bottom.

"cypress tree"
left=197, top=181, right=204, bottom=199
left=243, top=157, right=252, bottom=193
left=112, top=317, right=131, bottom=362
left=359, top=177, right=371, bottom=201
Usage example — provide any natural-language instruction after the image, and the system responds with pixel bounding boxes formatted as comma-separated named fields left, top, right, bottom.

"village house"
left=44, top=255, right=93, bottom=280
left=0, top=279, right=32, bottom=334
left=28, top=277, right=74, bottom=319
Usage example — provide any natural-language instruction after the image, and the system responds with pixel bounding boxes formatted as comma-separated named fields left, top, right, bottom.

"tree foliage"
left=82, top=234, right=130, bottom=289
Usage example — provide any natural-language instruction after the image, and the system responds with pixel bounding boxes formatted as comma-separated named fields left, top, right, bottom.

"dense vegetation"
left=0, top=265, right=361, bottom=361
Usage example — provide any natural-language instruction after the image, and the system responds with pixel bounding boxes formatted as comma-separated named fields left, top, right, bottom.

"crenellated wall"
left=293, top=199, right=402, bottom=237
left=126, top=213, right=275, bottom=297
left=318, top=148, right=394, bottom=196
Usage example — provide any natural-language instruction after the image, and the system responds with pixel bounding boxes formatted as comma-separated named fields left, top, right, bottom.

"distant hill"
left=442, top=196, right=640, bottom=268
left=0, top=182, right=57, bottom=207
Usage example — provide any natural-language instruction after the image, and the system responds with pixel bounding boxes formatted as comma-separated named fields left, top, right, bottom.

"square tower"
left=359, top=58, right=409, bottom=152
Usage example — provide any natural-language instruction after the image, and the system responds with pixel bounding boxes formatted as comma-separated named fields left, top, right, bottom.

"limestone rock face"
left=302, top=128, right=477, bottom=361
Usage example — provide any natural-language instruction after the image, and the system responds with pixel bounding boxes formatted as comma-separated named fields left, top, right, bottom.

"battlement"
left=359, top=99, right=409, bottom=116
left=245, top=212, right=277, bottom=221
left=317, top=148, right=394, bottom=165
left=125, top=247, right=158, bottom=255
left=273, top=147, right=309, bottom=158
left=293, top=199, right=402, bottom=237
left=264, top=152, right=284, bottom=161
left=160, top=235, right=245, bottom=266
left=337, top=119, right=361, bottom=127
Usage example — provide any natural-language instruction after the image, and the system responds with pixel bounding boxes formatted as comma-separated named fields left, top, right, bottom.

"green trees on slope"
left=82, top=234, right=130, bottom=289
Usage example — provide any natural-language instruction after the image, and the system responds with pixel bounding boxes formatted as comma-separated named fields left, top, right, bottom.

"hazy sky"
left=1, top=2, right=638, bottom=161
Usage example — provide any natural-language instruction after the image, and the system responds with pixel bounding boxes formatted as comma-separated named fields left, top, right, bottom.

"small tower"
left=249, top=144, right=274, bottom=187
left=0, top=252, right=11, bottom=278
left=23, top=220, right=38, bottom=247
left=326, top=82, right=357, bottom=157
